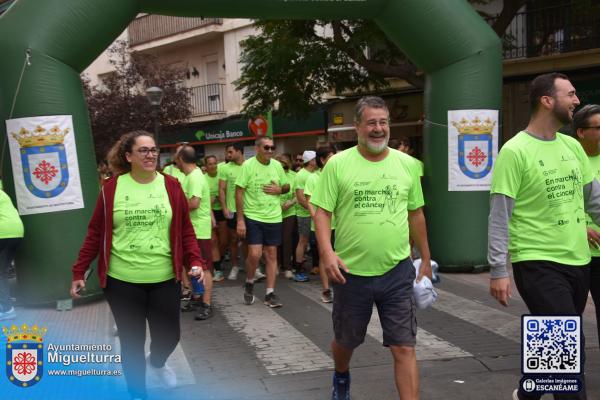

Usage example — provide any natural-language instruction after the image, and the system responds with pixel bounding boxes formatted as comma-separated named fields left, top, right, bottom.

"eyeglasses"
left=263, top=145, right=276, bottom=151
left=295, top=158, right=303, bottom=162
left=365, top=119, right=390, bottom=128
left=135, top=147, right=160, bottom=156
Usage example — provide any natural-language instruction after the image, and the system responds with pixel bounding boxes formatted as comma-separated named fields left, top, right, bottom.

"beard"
left=552, top=103, right=572, bottom=125
left=358, top=134, right=389, bottom=154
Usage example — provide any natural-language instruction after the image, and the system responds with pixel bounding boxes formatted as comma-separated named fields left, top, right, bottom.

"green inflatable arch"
left=0, top=0, right=501, bottom=304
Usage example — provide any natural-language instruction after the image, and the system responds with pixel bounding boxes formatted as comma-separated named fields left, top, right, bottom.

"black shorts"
left=213, top=209, right=225, bottom=223
left=226, top=212, right=237, bottom=230
left=245, top=217, right=282, bottom=246
left=332, top=258, right=416, bottom=349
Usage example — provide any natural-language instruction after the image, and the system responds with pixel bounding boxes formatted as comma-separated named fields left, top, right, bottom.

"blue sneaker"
left=294, top=272, right=309, bottom=282
left=331, top=372, right=350, bottom=400
left=0, top=307, right=16, bottom=321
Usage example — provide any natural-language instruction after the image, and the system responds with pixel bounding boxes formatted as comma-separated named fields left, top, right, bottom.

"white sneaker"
left=146, top=354, right=177, bottom=388
left=254, top=268, right=266, bottom=281
left=228, top=266, right=240, bottom=280
left=512, top=389, right=519, bottom=400
left=284, top=270, right=294, bottom=279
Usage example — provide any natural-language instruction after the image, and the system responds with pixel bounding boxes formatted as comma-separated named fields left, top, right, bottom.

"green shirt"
left=163, top=164, right=185, bottom=182
left=0, top=190, right=24, bottom=239
left=586, top=154, right=600, bottom=256
left=491, top=131, right=593, bottom=266
left=295, top=167, right=313, bottom=217
left=235, top=156, right=288, bottom=223
left=218, top=161, right=243, bottom=212
left=109, top=173, right=174, bottom=283
left=280, top=170, right=297, bottom=219
left=205, top=172, right=222, bottom=211
left=311, top=147, right=424, bottom=276
left=183, top=168, right=212, bottom=239
left=305, top=170, right=336, bottom=231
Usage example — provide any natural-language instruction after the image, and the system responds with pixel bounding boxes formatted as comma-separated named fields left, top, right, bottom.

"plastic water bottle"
left=190, top=266, right=204, bottom=296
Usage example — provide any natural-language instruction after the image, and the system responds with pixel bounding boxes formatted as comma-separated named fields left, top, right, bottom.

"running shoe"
left=321, top=289, right=333, bottom=303
left=228, top=266, right=240, bottom=280
left=255, top=268, right=266, bottom=282
left=180, top=287, right=192, bottom=301
left=284, top=270, right=294, bottom=279
left=0, top=307, right=16, bottom=321
left=146, top=354, right=177, bottom=388
left=264, top=293, right=282, bottom=308
left=294, top=272, right=309, bottom=282
left=195, top=303, right=213, bottom=320
left=244, top=282, right=255, bottom=305
left=213, top=271, right=225, bottom=282
left=331, top=372, right=350, bottom=400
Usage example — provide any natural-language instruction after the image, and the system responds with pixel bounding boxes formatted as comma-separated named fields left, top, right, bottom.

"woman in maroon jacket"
left=71, top=131, right=205, bottom=400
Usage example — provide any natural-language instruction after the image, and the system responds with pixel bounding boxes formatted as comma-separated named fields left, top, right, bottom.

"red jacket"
left=72, top=173, right=205, bottom=287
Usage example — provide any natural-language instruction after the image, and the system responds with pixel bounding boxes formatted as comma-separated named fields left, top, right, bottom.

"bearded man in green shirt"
left=312, top=96, right=432, bottom=400
left=488, top=73, right=600, bottom=400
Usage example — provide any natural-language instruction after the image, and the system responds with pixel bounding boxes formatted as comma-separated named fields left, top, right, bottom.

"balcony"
left=128, top=15, right=223, bottom=47
left=190, top=83, right=226, bottom=117
left=492, top=2, right=600, bottom=60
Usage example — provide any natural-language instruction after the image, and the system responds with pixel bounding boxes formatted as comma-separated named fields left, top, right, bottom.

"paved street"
left=4, top=264, right=600, bottom=400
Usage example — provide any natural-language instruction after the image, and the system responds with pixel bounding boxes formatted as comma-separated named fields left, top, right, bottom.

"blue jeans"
left=0, top=237, right=21, bottom=311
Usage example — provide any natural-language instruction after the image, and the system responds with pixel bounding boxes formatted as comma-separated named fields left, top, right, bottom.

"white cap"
left=302, top=150, right=316, bottom=164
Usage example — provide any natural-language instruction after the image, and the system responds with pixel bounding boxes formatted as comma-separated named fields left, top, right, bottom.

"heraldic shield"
left=3, top=324, right=46, bottom=388
left=458, top=134, right=493, bottom=179
left=21, top=144, right=69, bottom=198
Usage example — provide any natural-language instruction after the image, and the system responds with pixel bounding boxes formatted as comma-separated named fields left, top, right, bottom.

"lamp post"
left=145, top=86, right=164, bottom=166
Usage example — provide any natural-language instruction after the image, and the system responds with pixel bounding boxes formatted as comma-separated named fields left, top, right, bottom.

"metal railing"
left=190, top=83, right=226, bottom=116
left=491, top=2, right=600, bottom=59
left=128, top=15, right=223, bottom=46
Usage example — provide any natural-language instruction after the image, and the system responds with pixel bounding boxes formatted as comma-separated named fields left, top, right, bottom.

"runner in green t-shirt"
left=293, top=150, right=317, bottom=282
left=218, top=142, right=246, bottom=281
left=236, top=136, right=290, bottom=308
left=0, top=189, right=24, bottom=320
left=204, top=155, right=226, bottom=282
left=162, top=143, right=186, bottom=182
left=177, top=146, right=215, bottom=321
left=275, top=154, right=297, bottom=280
left=573, top=103, right=600, bottom=350
left=311, top=96, right=431, bottom=400
left=305, top=146, right=336, bottom=303
left=488, top=73, right=600, bottom=399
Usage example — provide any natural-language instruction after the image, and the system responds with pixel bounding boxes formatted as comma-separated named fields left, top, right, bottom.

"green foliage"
left=82, top=40, right=192, bottom=162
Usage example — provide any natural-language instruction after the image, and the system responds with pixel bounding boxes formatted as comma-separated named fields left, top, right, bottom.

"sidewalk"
left=2, top=265, right=599, bottom=399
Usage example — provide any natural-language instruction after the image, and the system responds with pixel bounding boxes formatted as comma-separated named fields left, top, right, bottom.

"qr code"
left=522, top=316, right=581, bottom=374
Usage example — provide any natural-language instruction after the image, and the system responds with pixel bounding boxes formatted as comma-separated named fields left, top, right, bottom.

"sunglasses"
left=263, top=145, right=276, bottom=151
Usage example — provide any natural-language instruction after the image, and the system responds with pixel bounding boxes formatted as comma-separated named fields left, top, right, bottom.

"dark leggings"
left=513, top=261, right=590, bottom=400
left=590, top=257, right=600, bottom=348
left=103, top=276, right=181, bottom=399
left=280, top=215, right=297, bottom=270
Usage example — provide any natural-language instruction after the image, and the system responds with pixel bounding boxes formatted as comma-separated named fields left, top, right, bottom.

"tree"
left=234, top=0, right=526, bottom=117
left=82, top=40, right=192, bottom=162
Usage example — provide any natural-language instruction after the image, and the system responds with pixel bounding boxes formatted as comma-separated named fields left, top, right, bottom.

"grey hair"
left=354, top=96, right=389, bottom=122
left=573, top=104, right=600, bottom=132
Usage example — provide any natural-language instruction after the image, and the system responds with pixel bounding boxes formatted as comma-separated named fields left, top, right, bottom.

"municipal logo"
left=451, top=116, right=496, bottom=179
left=11, top=125, right=70, bottom=198
left=3, top=323, right=47, bottom=388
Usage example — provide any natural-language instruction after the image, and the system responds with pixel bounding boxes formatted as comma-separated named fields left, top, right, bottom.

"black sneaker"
left=264, top=293, right=282, bottom=308
left=195, top=303, right=213, bottom=320
left=244, top=282, right=255, bottom=305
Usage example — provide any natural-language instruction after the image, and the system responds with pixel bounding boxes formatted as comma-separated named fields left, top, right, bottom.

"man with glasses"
left=235, top=136, right=290, bottom=307
left=293, top=154, right=304, bottom=172
left=574, top=104, right=600, bottom=353
left=312, top=96, right=431, bottom=400
left=488, top=73, right=600, bottom=400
